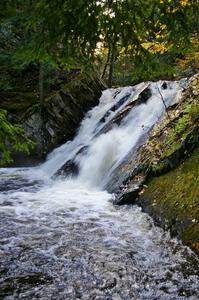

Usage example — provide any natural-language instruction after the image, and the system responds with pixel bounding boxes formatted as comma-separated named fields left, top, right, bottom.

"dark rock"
left=19, top=74, right=106, bottom=160
left=110, top=93, right=132, bottom=112
left=55, top=160, right=79, bottom=177
left=76, top=145, right=89, bottom=157
left=114, top=184, right=142, bottom=205
left=137, top=86, right=152, bottom=105
left=162, top=82, right=167, bottom=89
left=97, top=92, right=132, bottom=125
left=54, top=145, right=88, bottom=177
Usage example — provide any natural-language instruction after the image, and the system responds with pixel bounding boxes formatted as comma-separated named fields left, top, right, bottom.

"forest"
left=0, top=1, right=199, bottom=299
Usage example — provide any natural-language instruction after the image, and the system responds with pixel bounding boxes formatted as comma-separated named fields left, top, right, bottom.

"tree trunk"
left=39, top=62, right=44, bottom=115
left=108, top=43, right=115, bottom=88
left=101, top=45, right=111, bottom=80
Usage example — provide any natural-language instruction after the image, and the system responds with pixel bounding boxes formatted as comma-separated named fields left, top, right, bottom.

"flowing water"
left=0, top=80, right=198, bottom=299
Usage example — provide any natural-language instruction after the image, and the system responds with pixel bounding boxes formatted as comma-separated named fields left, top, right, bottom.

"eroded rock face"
left=22, top=74, right=106, bottom=159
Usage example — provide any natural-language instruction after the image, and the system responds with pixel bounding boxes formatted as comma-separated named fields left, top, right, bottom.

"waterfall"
left=1, top=78, right=198, bottom=300
left=40, top=80, right=182, bottom=188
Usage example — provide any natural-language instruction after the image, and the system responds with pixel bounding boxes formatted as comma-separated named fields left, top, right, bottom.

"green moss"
left=151, top=161, right=167, bottom=174
left=161, top=101, right=199, bottom=158
left=143, top=149, right=199, bottom=254
left=0, top=91, right=39, bottom=124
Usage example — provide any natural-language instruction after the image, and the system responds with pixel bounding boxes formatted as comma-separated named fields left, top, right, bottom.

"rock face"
left=22, top=74, right=106, bottom=160
left=109, top=74, right=199, bottom=254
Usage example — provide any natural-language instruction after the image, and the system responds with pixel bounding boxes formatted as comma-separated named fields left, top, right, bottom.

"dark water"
left=0, top=170, right=198, bottom=300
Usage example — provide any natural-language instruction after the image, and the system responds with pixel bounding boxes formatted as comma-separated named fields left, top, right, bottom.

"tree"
left=0, top=109, right=34, bottom=165
left=25, top=0, right=198, bottom=85
left=0, top=1, right=40, bottom=163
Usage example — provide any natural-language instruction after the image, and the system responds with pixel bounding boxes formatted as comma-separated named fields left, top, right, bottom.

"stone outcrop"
left=15, top=73, right=106, bottom=163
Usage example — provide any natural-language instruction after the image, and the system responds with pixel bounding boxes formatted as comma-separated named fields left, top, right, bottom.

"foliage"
left=0, top=0, right=198, bottom=85
left=0, top=109, right=35, bottom=164
left=14, top=0, right=199, bottom=80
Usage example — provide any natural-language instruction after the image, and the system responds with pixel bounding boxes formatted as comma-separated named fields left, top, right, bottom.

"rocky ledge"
left=111, top=74, right=199, bottom=254
left=8, top=73, right=106, bottom=165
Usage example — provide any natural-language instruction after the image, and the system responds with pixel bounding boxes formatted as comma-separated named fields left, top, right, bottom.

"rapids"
left=0, top=80, right=198, bottom=299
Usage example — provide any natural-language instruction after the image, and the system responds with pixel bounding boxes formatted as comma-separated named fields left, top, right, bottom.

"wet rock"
left=114, top=184, right=142, bottom=205
left=162, top=82, right=167, bottom=89
left=55, top=160, right=79, bottom=177
left=137, top=86, right=152, bottom=104
left=96, top=85, right=152, bottom=138
left=54, top=145, right=88, bottom=177
left=76, top=145, right=89, bottom=157
left=110, top=93, right=132, bottom=112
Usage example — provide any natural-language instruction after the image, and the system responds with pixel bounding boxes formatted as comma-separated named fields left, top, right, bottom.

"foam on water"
left=0, top=79, right=198, bottom=299
left=38, top=81, right=181, bottom=182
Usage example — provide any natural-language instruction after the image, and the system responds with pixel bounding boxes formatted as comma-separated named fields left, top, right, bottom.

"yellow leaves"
left=191, top=242, right=199, bottom=255
left=142, top=42, right=166, bottom=54
left=180, top=0, right=191, bottom=7
left=175, top=57, right=189, bottom=68
left=161, top=0, right=191, bottom=13
left=191, top=74, right=199, bottom=94
left=194, top=51, right=199, bottom=69
left=175, top=38, right=199, bottom=71
left=191, top=37, right=199, bottom=45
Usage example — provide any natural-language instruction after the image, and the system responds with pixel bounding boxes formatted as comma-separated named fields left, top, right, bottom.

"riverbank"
left=114, top=74, right=199, bottom=255
left=139, top=149, right=199, bottom=255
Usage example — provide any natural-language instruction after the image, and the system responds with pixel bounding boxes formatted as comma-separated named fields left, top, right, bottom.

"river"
left=0, top=80, right=198, bottom=299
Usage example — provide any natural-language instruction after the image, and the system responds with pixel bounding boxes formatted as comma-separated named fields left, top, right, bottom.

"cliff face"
left=4, top=73, right=106, bottom=165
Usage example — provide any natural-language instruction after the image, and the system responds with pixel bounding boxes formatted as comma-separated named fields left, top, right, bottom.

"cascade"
left=40, top=80, right=182, bottom=186
left=0, top=78, right=198, bottom=300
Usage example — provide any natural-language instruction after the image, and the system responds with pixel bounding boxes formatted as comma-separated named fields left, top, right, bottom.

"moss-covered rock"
left=138, top=149, right=199, bottom=255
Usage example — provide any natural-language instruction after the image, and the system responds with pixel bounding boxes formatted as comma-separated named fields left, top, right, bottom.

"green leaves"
left=0, top=109, right=35, bottom=165
left=1, top=0, right=198, bottom=82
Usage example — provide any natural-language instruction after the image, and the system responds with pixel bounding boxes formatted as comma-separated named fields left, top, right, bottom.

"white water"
left=0, top=79, right=198, bottom=299
left=40, top=80, right=181, bottom=184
